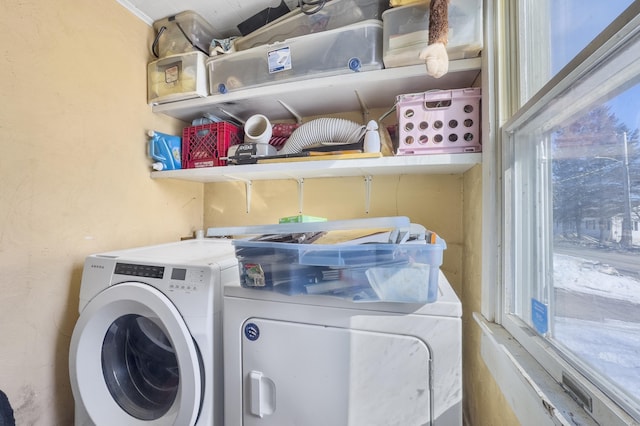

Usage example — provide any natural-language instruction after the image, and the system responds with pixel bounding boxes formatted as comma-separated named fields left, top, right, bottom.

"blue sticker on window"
left=244, top=322, right=260, bottom=341
left=531, top=298, right=548, bottom=335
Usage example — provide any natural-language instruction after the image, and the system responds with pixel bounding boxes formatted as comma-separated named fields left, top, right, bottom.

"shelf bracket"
left=278, top=100, right=303, bottom=124
left=297, top=178, right=304, bottom=214
left=378, top=104, right=397, bottom=123
left=216, top=107, right=246, bottom=125
left=355, top=90, right=370, bottom=123
left=364, top=175, right=373, bottom=214
left=231, top=179, right=253, bottom=213
left=246, top=180, right=253, bottom=213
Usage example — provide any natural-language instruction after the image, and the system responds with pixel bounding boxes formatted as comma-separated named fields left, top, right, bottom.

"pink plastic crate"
left=396, top=88, right=481, bottom=155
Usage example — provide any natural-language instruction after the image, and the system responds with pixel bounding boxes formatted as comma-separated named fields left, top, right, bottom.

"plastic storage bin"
left=182, top=122, right=242, bottom=168
left=207, top=20, right=384, bottom=95
left=152, top=11, right=217, bottom=58
left=396, top=87, right=482, bottom=155
left=147, top=51, right=208, bottom=105
left=234, top=0, right=389, bottom=51
left=207, top=217, right=445, bottom=303
left=382, top=0, right=483, bottom=68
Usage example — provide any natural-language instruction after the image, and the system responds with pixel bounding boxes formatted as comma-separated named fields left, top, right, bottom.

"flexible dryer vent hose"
left=278, top=118, right=366, bottom=154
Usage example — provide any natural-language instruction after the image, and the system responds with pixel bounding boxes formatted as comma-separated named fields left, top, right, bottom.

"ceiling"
left=116, top=0, right=301, bottom=38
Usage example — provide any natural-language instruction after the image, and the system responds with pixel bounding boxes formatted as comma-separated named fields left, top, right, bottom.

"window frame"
left=480, top=1, right=640, bottom=424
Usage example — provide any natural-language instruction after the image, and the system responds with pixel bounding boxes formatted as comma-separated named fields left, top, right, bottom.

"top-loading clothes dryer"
left=69, top=238, right=239, bottom=426
left=223, top=270, right=462, bottom=426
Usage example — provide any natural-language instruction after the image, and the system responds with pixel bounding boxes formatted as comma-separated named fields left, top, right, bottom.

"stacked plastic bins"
left=233, top=0, right=389, bottom=51
left=207, top=217, right=446, bottom=303
left=147, top=11, right=217, bottom=105
left=206, top=0, right=389, bottom=94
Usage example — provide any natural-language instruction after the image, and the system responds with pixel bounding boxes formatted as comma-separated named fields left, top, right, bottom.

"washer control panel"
left=114, top=262, right=164, bottom=279
left=114, top=262, right=209, bottom=294
left=167, top=266, right=208, bottom=293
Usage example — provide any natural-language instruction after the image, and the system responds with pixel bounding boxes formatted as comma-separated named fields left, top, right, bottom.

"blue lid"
left=348, top=57, right=362, bottom=72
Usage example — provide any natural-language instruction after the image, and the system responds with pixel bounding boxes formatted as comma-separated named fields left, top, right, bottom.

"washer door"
left=69, top=282, right=203, bottom=425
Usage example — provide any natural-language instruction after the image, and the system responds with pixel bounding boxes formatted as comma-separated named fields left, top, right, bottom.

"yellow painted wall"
left=0, top=1, right=201, bottom=423
left=462, top=166, right=519, bottom=425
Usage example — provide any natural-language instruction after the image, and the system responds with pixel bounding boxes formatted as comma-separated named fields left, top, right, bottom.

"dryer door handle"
left=249, top=370, right=276, bottom=418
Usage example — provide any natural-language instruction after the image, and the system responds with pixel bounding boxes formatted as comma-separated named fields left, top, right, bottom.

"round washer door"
left=69, top=282, right=202, bottom=426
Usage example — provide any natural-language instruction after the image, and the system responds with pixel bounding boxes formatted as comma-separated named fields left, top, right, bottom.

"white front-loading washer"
left=223, top=271, right=462, bottom=426
left=69, top=239, right=238, bottom=426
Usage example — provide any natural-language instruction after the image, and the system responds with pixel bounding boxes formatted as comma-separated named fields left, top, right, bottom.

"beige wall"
left=0, top=0, right=200, bottom=424
left=462, top=166, right=519, bottom=425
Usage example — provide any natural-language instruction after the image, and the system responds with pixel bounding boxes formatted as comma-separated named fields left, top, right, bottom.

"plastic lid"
left=207, top=216, right=412, bottom=238
left=153, top=10, right=216, bottom=34
left=348, top=57, right=362, bottom=72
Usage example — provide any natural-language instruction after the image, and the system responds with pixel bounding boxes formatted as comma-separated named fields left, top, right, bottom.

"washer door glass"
left=102, top=313, right=179, bottom=421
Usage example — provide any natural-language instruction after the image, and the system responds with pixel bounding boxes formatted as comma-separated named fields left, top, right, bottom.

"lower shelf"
left=150, top=153, right=482, bottom=183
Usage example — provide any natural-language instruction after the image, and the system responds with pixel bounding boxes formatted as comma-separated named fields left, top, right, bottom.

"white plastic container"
left=234, top=0, right=389, bottom=51
left=147, top=51, right=208, bottom=105
left=382, top=0, right=483, bottom=68
left=152, top=11, right=217, bottom=58
left=207, top=20, right=384, bottom=95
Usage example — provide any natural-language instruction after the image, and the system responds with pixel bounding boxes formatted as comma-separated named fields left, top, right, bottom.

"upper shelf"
left=151, top=58, right=483, bottom=183
left=152, top=58, right=482, bottom=123
left=150, top=153, right=482, bottom=182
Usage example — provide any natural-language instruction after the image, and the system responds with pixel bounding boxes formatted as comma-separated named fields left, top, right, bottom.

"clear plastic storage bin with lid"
left=207, top=217, right=446, bottom=303
left=381, top=0, right=483, bottom=68
left=207, top=20, right=383, bottom=95
left=147, top=51, right=208, bottom=105
left=152, top=10, right=218, bottom=58
left=233, top=0, right=389, bottom=51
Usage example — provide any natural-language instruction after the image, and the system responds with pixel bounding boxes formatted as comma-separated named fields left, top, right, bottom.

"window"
left=496, top=0, right=640, bottom=424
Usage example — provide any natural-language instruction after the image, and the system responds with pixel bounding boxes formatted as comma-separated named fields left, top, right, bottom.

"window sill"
left=473, top=312, right=599, bottom=426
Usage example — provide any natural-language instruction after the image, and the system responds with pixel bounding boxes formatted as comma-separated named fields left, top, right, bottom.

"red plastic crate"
left=396, top=87, right=482, bottom=155
left=182, top=122, right=241, bottom=168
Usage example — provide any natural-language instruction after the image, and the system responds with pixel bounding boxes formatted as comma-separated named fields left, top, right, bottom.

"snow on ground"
left=552, top=252, right=640, bottom=400
left=553, top=253, right=640, bottom=303
left=554, top=316, right=640, bottom=396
